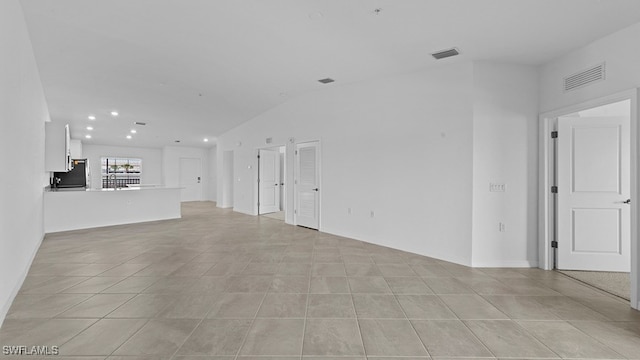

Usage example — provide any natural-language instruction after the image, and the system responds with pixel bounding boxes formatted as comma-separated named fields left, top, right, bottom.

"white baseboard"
left=471, top=260, right=539, bottom=268
left=0, top=233, right=44, bottom=328
left=320, top=226, right=472, bottom=267
left=234, top=208, right=254, bottom=216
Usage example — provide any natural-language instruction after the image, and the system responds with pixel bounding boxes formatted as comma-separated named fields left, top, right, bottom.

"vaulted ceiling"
left=20, top=0, right=640, bottom=147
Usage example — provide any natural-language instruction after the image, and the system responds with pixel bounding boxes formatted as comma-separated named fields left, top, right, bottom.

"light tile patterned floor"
left=1, top=202, right=640, bottom=359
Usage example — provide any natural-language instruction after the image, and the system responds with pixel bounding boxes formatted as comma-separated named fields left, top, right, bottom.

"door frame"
left=538, top=88, right=639, bottom=309
left=255, top=144, right=287, bottom=217
left=293, top=140, right=322, bottom=230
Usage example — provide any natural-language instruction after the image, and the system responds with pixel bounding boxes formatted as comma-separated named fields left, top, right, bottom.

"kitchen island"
left=44, top=186, right=182, bottom=233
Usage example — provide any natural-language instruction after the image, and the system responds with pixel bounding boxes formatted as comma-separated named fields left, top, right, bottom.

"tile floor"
left=1, top=202, right=640, bottom=359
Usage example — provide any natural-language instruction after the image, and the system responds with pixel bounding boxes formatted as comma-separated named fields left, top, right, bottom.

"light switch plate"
left=490, top=183, right=506, bottom=192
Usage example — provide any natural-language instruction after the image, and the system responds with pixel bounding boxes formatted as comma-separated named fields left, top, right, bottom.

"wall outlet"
left=370, top=211, right=375, bottom=218
left=490, top=183, right=506, bottom=192
left=499, top=222, right=506, bottom=232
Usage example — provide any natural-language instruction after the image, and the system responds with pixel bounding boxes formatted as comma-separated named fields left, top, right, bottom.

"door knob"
left=623, top=199, right=631, bottom=204
left=312, top=188, right=319, bottom=191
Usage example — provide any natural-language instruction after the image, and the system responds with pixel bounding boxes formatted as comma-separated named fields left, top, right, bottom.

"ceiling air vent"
left=318, top=78, right=335, bottom=84
left=564, top=63, right=605, bottom=92
left=134, top=122, right=146, bottom=126
left=431, top=47, right=460, bottom=60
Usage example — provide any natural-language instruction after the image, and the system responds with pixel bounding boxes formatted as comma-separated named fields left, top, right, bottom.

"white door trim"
left=254, top=144, right=288, bottom=218
left=538, top=88, right=639, bottom=309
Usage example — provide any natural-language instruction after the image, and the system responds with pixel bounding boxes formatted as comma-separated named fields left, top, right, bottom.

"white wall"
left=218, top=63, right=476, bottom=266
left=219, top=150, right=234, bottom=208
left=539, top=22, right=640, bottom=113
left=162, top=146, right=211, bottom=201
left=539, top=22, right=640, bottom=308
left=83, top=144, right=163, bottom=189
left=471, top=62, right=539, bottom=267
left=0, top=0, right=50, bottom=326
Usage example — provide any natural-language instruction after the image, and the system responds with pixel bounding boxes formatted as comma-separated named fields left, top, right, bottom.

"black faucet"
left=50, top=176, right=61, bottom=189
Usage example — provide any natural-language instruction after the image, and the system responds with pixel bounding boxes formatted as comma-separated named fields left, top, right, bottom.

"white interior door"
left=295, top=141, right=319, bottom=229
left=557, top=116, right=630, bottom=271
left=179, top=157, right=202, bottom=202
left=259, top=149, right=280, bottom=214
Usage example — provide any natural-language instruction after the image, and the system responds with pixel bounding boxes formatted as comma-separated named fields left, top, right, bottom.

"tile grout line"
left=431, top=277, right=498, bottom=359
left=382, top=261, right=431, bottom=358
left=298, top=248, right=314, bottom=360
left=348, top=255, right=370, bottom=359
left=166, top=292, right=216, bottom=360
left=9, top=204, right=639, bottom=359
left=514, top=318, right=628, bottom=360
left=98, top=271, right=194, bottom=358
left=447, top=268, right=582, bottom=358
left=231, top=260, right=273, bottom=360
left=555, top=270, right=632, bottom=302
left=53, top=290, right=151, bottom=357
left=104, top=317, right=153, bottom=358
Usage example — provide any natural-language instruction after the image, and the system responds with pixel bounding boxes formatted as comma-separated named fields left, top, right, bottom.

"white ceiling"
left=20, top=0, right=640, bottom=148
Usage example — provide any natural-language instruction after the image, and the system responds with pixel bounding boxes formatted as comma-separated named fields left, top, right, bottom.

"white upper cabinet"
left=45, top=122, right=72, bottom=172
left=69, top=139, right=82, bottom=159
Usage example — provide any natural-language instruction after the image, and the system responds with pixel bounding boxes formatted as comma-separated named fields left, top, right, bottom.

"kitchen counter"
left=45, top=185, right=180, bottom=192
left=44, top=186, right=182, bottom=233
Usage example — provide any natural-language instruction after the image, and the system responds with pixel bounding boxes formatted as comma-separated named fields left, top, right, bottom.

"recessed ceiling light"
left=204, top=138, right=209, bottom=142
left=85, top=135, right=92, bottom=139
left=318, top=78, right=335, bottom=84
left=130, top=129, right=137, bottom=134
left=86, top=126, right=93, bottom=131
left=111, top=111, right=119, bottom=116
left=88, top=115, right=96, bottom=120
left=126, top=135, right=132, bottom=139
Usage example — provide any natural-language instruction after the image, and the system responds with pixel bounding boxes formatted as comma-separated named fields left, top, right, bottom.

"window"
left=101, top=157, right=142, bottom=188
